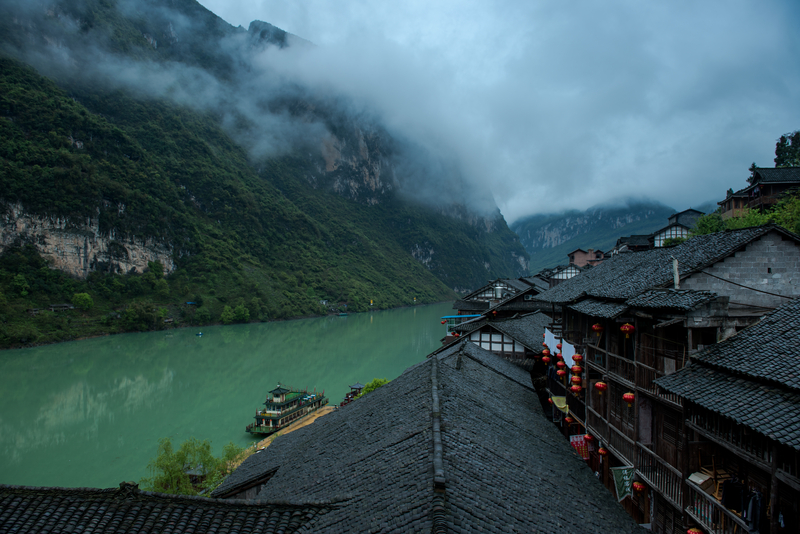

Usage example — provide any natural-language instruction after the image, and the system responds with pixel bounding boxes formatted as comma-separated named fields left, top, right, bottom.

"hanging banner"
left=611, top=466, right=635, bottom=502
left=544, top=328, right=577, bottom=366
left=551, top=396, right=569, bottom=413
left=570, top=434, right=589, bottom=460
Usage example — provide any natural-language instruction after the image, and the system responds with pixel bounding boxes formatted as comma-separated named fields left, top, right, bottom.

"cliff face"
left=512, top=201, right=676, bottom=274
left=0, top=203, right=174, bottom=278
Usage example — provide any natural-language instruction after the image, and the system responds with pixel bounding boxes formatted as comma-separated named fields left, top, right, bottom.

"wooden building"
left=719, top=167, right=800, bottom=220
left=534, top=225, right=800, bottom=533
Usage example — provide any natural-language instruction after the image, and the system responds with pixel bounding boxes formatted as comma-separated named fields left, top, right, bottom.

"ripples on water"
left=0, top=303, right=451, bottom=488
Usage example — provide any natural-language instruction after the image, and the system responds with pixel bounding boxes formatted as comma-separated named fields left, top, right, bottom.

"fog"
left=200, top=0, right=800, bottom=222
left=5, top=0, right=800, bottom=223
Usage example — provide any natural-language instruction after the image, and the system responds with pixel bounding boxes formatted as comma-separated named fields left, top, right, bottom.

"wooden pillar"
left=770, top=443, right=779, bottom=533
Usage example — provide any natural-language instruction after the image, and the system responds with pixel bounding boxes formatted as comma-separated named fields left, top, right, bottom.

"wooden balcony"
left=636, top=363, right=683, bottom=408
left=636, top=443, right=682, bottom=509
left=685, top=480, right=749, bottom=534
left=607, top=352, right=635, bottom=387
left=586, top=407, right=608, bottom=443
left=607, top=424, right=636, bottom=466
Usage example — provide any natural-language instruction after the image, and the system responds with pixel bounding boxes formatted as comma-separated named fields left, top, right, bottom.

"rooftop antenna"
left=671, top=256, right=680, bottom=289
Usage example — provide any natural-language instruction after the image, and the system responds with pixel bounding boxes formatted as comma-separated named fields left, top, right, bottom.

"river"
left=0, top=302, right=451, bottom=488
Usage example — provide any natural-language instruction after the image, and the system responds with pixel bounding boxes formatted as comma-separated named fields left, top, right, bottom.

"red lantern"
left=453, top=332, right=460, bottom=338
left=542, top=349, right=550, bottom=357
left=556, top=352, right=564, bottom=360
left=592, top=323, right=604, bottom=336
left=620, top=323, right=635, bottom=339
left=570, top=384, right=582, bottom=394
left=687, top=529, right=703, bottom=534
left=632, top=481, right=645, bottom=492
left=492, top=310, right=497, bottom=316
left=594, top=381, right=608, bottom=395
left=557, top=369, right=567, bottom=378
left=441, top=320, right=446, bottom=324
left=556, top=343, right=562, bottom=350
left=556, top=361, right=566, bottom=370
left=542, top=341, right=548, bottom=346
left=571, top=375, right=581, bottom=385
left=547, top=398, right=553, bottom=405
left=623, top=392, right=635, bottom=408
left=542, top=333, right=546, bottom=338
left=598, top=447, right=609, bottom=457
left=571, top=365, right=582, bottom=375
left=564, top=416, right=575, bottom=424
left=584, top=434, right=594, bottom=442
left=572, top=354, right=583, bottom=365
left=542, top=356, right=551, bottom=364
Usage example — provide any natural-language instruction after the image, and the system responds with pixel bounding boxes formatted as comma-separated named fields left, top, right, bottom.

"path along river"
left=0, top=302, right=451, bottom=488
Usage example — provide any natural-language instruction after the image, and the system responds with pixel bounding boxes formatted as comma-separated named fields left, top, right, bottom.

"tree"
left=233, top=303, right=250, bottom=323
left=139, top=437, right=244, bottom=495
left=72, top=292, right=94, bottom=311
left=775, top=131, right=800, bottom=167
left=12, top=274, right=29, bottom=296
left=690, top=213, right=725, bottom=236
left=221, top=305, right=235, bottom=324
left=357, top=378, right=389, bottom=398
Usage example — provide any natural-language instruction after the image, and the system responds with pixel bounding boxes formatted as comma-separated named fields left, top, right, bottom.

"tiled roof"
left=625, top=289, right=717, bottom=310
left=536, top=226, right=794, bottom=303
left=0, top=483, right=329, bottom=534
left=753, top=167, right=800, bottom=184
left=656, top=364, right=800, bottom=450
left=505, top=278, right=532, bottom=292
left=521, top=276, right=550, bottom=291
left=568, top=299, right=628, bottom=319
left=656, top=297, right=800, bottom=449
left=213, top=341, right=643, bottom=533
left=452, top=299, right=489, bottom=311
left=488, top=311, right=553, bottom=349
left=691, top=297, right=800, bottom=391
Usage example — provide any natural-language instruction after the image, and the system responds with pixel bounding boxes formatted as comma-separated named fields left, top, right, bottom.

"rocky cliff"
left=512, top=200, right=676, bottom=273
left=0, top=203, right=174, bottom=278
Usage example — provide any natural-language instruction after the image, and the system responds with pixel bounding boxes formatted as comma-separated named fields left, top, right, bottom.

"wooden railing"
left=586, top=407, right=608, bottom=443
left=637, top=363, right=684, bottom=407
left=637, top=443, right=683, bottom=508
left=608, top=425, right=636, bottom=466
left=685, top=480, right=749, bottom=534
left=607, top=352, right=635, bottom=386
left=586, top=346, right=606, bottom=369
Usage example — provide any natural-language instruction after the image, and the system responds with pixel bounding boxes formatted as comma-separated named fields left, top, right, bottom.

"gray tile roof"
left=453, top=299, right=489, bottom=311
left=568, top=299, right=628, bottom=319
left=213, top=341, right=643, bottom=533
left=0, top=483, right=329, bottom=534
left=656, top=297, right=800, bottom=449
left=505, top=278, right=532, bottom=292
left=656, top=364, right=800, bottom=450
left=753, top=167, right=800, bottom=184
left=625, top=289, right=717, bottom=310
left=487, top=311, right=553, bottom=349
left=536, top=226, right=796, bottom=304
left=521, top=276, right=550, bottom=291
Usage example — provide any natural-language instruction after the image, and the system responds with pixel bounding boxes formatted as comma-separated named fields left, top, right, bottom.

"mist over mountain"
left=512, top=199, right=691, bottom=273
left=0, top=0, right=530, bottom=345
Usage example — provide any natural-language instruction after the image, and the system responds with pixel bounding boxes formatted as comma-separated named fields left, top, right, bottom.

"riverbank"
left=229, top=405, right=336, bottom=472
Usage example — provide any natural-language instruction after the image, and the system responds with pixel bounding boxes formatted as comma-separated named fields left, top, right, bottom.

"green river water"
left=0, top=302, right=451, bottom=488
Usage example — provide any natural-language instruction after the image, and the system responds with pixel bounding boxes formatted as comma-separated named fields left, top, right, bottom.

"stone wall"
left=0, top=203, right=174, bottom=278
left=682, top=230, right=800, bottom=309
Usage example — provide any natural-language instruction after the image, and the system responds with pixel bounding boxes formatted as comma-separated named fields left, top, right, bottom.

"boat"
left=340, top=382, right=364, bottom=407
left=246, top=384, right=329, bottom=436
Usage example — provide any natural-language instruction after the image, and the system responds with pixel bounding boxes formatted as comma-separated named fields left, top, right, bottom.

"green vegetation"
left=0, top=0, right=530, bottom=348
left=775, top=131, right=800, bottom=168
left=140, top=437, right=244, bottom=495
left=692, top=191, right=800, bottom=236
left=357, top=377, right=389, bottom=398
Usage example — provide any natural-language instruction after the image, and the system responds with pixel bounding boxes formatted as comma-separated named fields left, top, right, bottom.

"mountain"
left=0, top=0, right=528, bottom=347
left=511, top=200, right=678, bottom=273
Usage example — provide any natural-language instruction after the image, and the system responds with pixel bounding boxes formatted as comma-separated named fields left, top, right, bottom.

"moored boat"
left=340, top=382, right=364, bottom=407
left=246, top=384, right=329, bottom=435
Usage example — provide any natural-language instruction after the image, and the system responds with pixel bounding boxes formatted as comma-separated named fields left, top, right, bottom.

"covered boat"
left=246, top=384, right=328, bottom=435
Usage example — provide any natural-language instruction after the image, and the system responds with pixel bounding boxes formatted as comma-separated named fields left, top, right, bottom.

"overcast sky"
left=196, top=0, right=800, bottom=223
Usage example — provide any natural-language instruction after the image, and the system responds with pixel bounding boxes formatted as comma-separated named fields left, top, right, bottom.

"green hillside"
left=0, top=0, right=529, bottom=348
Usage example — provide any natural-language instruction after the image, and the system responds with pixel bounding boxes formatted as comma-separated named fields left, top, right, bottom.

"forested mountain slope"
left=0, top=0, right=528, bottom=347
